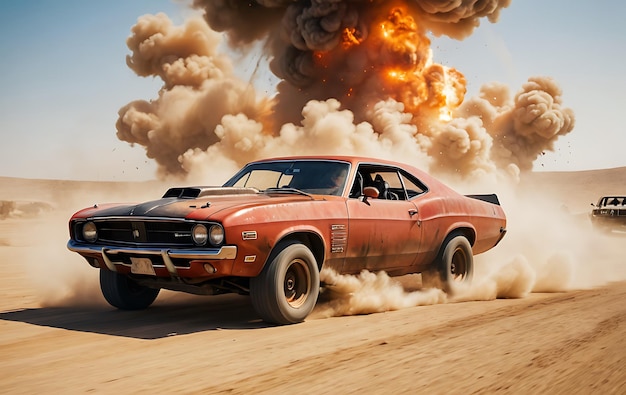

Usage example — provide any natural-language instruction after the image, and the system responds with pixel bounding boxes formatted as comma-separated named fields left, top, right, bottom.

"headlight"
left=192, top=224, right=209, bottom=246
left=82, top=221, right=98, bottom=242
left=209, top=224, right=225, bottom=246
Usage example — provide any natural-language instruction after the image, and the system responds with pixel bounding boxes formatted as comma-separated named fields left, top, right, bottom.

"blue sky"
left=1, top=1, right=624, bottom=181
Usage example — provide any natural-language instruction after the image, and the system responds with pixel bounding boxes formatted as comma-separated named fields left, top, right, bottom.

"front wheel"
left=422, top=235, right=473, bottom=295
left=100, top=270, right=160, bottom=310
left=250, top=241, right=320, bottom=325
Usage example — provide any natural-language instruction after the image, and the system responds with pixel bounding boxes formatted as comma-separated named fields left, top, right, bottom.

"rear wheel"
left=422, top=235, right=473, bottom=295
left=250, top=241, right=320, bottom=325
left=100, top=270, right=160, bottom=310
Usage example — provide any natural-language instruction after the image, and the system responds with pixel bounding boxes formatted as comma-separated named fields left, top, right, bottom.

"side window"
left=355, top=165, right=428, bottom=200
left=400, top=171, right=428, bottom=199
left=362, top=168, right=405, bottom=200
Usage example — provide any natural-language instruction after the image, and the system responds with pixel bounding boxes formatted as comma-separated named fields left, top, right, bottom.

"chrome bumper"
left=67, top=240, right=237, bottom=275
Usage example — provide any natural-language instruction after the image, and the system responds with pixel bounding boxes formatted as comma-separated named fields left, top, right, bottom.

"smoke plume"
left=116, top=0, right=573, bottom=183
left=116, top=12, right=273, bottom=178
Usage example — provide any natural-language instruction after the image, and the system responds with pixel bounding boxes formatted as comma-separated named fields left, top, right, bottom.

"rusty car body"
left=67, top=156, right=507, bottom=324
left=590, top=196, right=626, bottom=233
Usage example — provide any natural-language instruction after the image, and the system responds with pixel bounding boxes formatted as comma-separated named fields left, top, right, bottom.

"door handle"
left=408, top=209, right=418, bottom=217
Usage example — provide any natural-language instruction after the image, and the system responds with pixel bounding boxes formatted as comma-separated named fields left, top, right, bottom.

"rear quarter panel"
left=413, top=191, right=506, bottom=266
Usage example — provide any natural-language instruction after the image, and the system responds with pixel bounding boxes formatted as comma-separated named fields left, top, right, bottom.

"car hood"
left=73, top=187, right=315, bottom=220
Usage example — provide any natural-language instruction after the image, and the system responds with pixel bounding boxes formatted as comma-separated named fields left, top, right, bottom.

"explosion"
left=115, top=0, right=574, bottom=183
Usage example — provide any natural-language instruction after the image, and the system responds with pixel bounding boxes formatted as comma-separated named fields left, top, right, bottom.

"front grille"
left=74, top=219, right=213, bottom=247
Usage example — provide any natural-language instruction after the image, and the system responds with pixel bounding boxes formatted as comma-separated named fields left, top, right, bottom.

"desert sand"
left=1, top=168, right=625, bottom=394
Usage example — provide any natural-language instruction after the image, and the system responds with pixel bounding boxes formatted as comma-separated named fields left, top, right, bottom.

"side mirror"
left=363, top=186, right=379, bottom=199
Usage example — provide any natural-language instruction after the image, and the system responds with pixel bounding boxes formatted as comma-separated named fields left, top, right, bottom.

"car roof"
left=249, top=155, right=419, bottom=170
left=246, top=155, right=446, bottom=191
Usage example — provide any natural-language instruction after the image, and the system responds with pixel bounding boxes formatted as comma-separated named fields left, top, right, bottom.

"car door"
left=343, top=167, right=422, bottom=273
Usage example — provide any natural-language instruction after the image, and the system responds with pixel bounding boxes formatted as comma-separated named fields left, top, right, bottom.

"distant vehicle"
left=590, top=196, right=626, bottom=233
left=67, top=156, right=507, bottom=324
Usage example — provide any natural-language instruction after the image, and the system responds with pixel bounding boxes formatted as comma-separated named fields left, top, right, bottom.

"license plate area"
left=130, top=257, right=156, bottom=275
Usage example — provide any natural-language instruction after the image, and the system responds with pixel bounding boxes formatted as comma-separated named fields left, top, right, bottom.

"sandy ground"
left=1, top=168, right=625, bottom=394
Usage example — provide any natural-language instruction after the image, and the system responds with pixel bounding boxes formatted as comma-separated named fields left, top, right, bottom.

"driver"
left=326, top=167, right=348, bottom=196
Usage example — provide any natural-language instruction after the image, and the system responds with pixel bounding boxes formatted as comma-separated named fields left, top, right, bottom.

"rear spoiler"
left=465, top=194, right=501, bottom=205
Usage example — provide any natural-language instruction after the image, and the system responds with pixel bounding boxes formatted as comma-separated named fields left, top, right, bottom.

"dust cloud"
left=313, top=269, right=446, bottom=318
left=5, top=175, right=624, bottom=313
left=312, top=186, right=626, bottom=318
left=10, top=209, right=107, bottom=308
left=0, top=180, right=169, bottom=308
left=14, top=1, right=624, bottom=316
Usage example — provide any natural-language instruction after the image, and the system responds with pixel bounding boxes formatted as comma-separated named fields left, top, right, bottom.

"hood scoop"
left=162, top=186, right=259, bottom=199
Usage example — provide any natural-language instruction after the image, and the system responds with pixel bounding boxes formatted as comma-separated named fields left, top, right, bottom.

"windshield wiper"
left=264, top=187, right=312, bottom=197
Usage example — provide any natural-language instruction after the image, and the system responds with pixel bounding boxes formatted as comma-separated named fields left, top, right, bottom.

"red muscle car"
left=67, top=156, right=507, bottom=324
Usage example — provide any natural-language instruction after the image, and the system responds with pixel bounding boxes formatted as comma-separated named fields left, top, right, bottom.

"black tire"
left=99, top=270, right=160, bottom=310
left=422, top=235, right=473, bottom=295
left=250, top=241, right=320, bottom=325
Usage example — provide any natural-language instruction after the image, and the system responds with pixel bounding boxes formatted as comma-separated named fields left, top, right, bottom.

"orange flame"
left=342, top=27, right=363, bottom=49
left=313, top=5, right=467, bottom=124
left=372, top=7, right=466, bottom=122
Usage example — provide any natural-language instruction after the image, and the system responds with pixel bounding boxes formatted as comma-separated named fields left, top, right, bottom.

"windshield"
left=223, top=160, right=351, bottom=196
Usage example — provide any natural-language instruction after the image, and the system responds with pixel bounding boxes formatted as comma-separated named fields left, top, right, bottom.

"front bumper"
left=67, top=240, right=237, bottom=277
